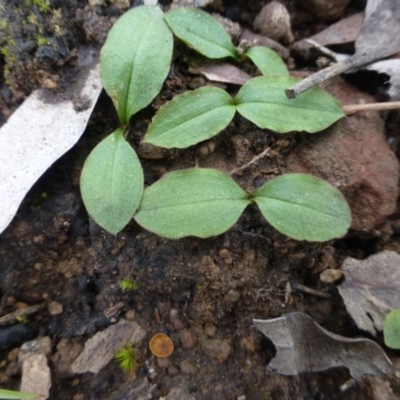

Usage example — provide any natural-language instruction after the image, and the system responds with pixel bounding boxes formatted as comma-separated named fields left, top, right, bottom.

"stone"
left=201, top=338, right=232, bottom=362
left=286, top=77, right=399, bottom=231
left=179, top=329, right=198, bottom=350
left=20, top=354, right=51, bottom=400
left=19, top=337, right=52, bottom=363
left=72, top=320, right=146, bottom=374
left=297, top=0, right=351, bottom=21
left=52, top=338, right=83, bottom=378
left=253, top=1, right=293, bottom=44
left=179, top=359, right=198, bottom=375
left=89, top=0, right=105, bottom=5
left=320, top=269, right=343, bottom=283
left=110, top=0, right=130, bottom=9
left=48, top=301, right=63, bottom=315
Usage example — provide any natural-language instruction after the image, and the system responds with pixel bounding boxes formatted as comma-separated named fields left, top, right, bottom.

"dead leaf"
left=254, top=312, right=393, bottom=380
left=0, top=46, right=101, bottom=234
left=286, top=0, right=400, bottom=98
left=338, top=251, right=400, bottom=336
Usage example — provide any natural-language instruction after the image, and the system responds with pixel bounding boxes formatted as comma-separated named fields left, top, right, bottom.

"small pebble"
left=179, top=329, right=198, bottom=350
left=48, top=301, right=63, bottom=315
left=204, top=323, right=217, bottom=338
left=179, top=359, right=198, bottom=375
left=320, top=269, right=343, bottom=283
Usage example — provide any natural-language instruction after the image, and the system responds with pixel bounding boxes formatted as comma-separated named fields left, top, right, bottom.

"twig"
left=343, top=101, right=400, bottom=115
left=303, top=39, right=341, bottom=61
left=0, top=303, right=44, bottom=327
left=290, top=282, right=331, bottom=299
left=285, top=53, right=377, bottom=99
left=229, top=147, right=270, bottom=176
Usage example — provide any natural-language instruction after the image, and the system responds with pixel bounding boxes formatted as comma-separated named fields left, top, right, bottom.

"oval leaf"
left=384, top=309, right=400, bottom=349
left=81, top=129, right=144, bottom=234
left=164, top=8, right=237, bottom=59
left=134, top=168, right=250, bottom=238
left=0, top=389, right=36, bottom=399
left=101, top=6, right=173, bottom=125
left=235, top=76, right=344, bottom=133
left=144, top=87, right=236, bottom=148
left=253, top=173, right=351, bottom=241
left=244, top=46, right=289, bottom=77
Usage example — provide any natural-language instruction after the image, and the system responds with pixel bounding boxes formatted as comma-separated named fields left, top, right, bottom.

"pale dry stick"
left=343, top=101, right=400, bottom=115
left=291, top=282, right=332, bottom=299
left=229, top=147, right=270, bottom=176
left=303, top=39, right=341, bottom=61
left=0, top=303, right=44, bottom=327
left=285, top=53, right=376, bottom=99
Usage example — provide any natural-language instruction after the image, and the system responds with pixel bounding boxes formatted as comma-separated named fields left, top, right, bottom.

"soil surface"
left=1, top=1, right=400, bottom=399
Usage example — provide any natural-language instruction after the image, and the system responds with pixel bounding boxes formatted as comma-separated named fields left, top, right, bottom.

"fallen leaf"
left=286, top=0, right=400, bottom=98
left=338, top=251, right=400, bottom=336
left=254, top=312, right=394, bottom=380
left=0, top=46, right=101, bottom=234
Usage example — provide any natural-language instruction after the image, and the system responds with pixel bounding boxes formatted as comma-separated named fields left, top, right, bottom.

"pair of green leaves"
left=81, top=5, right=350, bottom=241
left=135, top=169, right=351, bottom=242
left=144, top=77, right=343, bottom=149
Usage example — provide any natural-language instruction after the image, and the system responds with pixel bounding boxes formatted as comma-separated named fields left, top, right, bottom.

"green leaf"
left=134, top=168, right=250, bottom=238
left=253, top=173, right=351, bottom=241
left=0, top=389, right=36, bottom=399
left=80, top=129, right=144, bottom=234
left=101, top=6, right=173, bottom=126
left=244, top=46, right=289, bottom=77
left=164, top=8, right=237, bottom=59
left=384, top=309, right=400, bottom=349
left=235, top=76, right=344, bottom=133
left=144, top=87, right=236, bottom=148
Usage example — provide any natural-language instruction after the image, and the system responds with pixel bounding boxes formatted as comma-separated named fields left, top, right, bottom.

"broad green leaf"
left=101, top=6, right=173, bottom=126
left=0, top=389, right=36, bottom=399
left=235, top=76, right=344, bottom=133
left=253, top=173, right=351, bottom=241
left=244, top=46, right=289, bottom=77
left=144, top=87, right=236, bottom=148
left=134, top=168, right=250, bottom=238
left=80, top=129, right=144, bottom=234
left=384, top=309, right=400, bottom=349
left=164, top=8, right=237, bottom=59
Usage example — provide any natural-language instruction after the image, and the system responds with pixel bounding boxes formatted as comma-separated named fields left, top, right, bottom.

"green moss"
left=115, top=344, right=138, bottom=372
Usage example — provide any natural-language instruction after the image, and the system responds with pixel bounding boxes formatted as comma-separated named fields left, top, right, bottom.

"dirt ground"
left=1, top=0, right=400, bottom=399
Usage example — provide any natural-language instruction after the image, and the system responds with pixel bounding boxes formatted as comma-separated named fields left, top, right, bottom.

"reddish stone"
left=286, top=77, right=399, bottom=231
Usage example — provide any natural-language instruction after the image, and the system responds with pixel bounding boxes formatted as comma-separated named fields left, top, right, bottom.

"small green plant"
left=115, top=344, right=138, bottom=372
left=80, top=5, right=350, bottom=242
left=0, top=388, right=36, bottom=399
left=383, top=309, right=400, bottom=349
left=120, top=278, right=138, bottom=291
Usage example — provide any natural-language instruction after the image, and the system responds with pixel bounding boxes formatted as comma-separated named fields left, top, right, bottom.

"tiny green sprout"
left=16, top=315, right=28, bottom=324
left=35, top=36, right=49, bottom=46
left=120, top=278, right=138, bottom=292
left=115, top=344, right=137, bottom=372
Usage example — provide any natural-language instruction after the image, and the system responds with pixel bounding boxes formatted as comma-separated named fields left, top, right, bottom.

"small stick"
left=0, top=304, right=44, bottom=327
left=343, top=101, right=400, bottom=115
left=303, top=39, right=341, bottom=61
left=291, top=282, right=331, bottom=299
left=229, top=147, right=270, bottom=176
left=285, top=53, right=376, bottom=99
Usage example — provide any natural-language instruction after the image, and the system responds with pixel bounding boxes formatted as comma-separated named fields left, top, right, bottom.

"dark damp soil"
left=1, top=1, right=400, bottom=399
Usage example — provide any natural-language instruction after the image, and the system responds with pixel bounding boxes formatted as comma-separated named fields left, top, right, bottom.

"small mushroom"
left=149, top=333, right=174, bottom=358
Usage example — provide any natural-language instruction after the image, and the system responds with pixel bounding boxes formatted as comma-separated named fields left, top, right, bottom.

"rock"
left=48, top=301, right=63, bottom=315
left=179, top=359, right=198, bottom=375
left=20, top=354, right=51, bottom=400
left=320, top=269, right=343, bottom=283
left=170, top=308, right=185, bottom=330
left=286, top=77, right=399, bottom=231
left=89, top=0, right=105, bottom=5
left=19, top=337, right=52, bottom=363
left=52, top=338, right=83, bottom=378
left=201, top=338, right=232, bottom=362
left=224, top=290, right=240, bottom=307
left=71, top=320, right=146, bottom=374
left=212, top=13, right=242, bottom=42
left=297, top=0, right=351, bottom=21
left=179, top=329, right=198, bottom=350
left=253, top=1, right=293, bottom=45
left=110, top=0, right=130, bottom=9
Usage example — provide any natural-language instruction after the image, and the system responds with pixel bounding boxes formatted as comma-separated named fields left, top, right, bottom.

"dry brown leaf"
left=338, top=251, right=400, bottom=336
left=254, top=312, right=393, bottom=380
